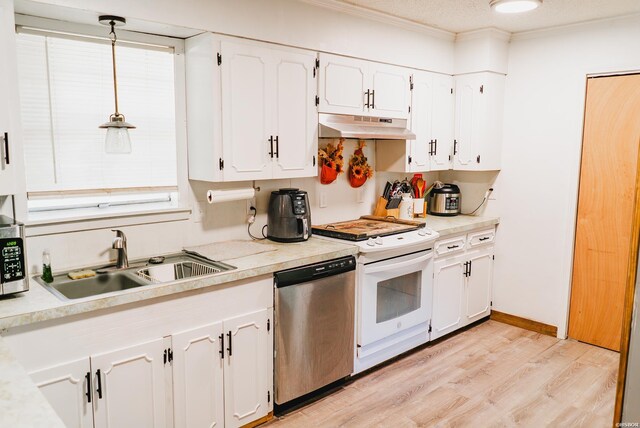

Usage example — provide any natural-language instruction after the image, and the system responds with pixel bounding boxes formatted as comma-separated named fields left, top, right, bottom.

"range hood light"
left=490, top=0, right=542, bottom=13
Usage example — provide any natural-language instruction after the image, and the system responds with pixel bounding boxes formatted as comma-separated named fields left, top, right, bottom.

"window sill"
left=25, top=203, right=192, bottom=237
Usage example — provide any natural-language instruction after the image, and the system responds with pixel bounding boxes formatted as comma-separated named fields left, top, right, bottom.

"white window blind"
left=16, top=31, right=178, bottom=194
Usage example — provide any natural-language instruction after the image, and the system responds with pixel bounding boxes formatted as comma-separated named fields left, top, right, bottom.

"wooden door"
left=92, top=338, right=167, bottom=428
left=318, top=53, right=368, bottom=116
left=172, top=322, right=225, bottom=428
left=432, top=255, right=466, bottom=340
left=272, top=49, right=318, bottom=179
left=431, top=74, right=454, bottom=171
left=465, top=248, right=494, bottom=324
left=220, top=40, right=273, bottom=181
left=408, top=71, right=433, bottom=172
left=369, top=62, right=410, bottom=119
left=223, top=308, right=271, bottom=428
left=29, top=358, right=93, bottom=428
left=569, top=74, right=640, bottom=351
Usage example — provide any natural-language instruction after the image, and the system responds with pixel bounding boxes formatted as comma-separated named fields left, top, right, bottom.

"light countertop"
left=0, top=214, right=498, bottom=427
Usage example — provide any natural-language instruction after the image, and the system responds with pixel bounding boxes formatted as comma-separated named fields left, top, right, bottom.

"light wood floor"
left=268, top=320, right=619, bottom=428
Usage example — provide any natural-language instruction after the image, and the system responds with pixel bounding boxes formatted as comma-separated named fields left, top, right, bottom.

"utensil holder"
left=413, top=200, right=427, bottom=218
left=373, top=197, right=399, bottom=219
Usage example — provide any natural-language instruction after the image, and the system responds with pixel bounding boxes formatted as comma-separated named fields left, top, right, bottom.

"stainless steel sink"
left=38, top=271, right=149, bottom=301
left=37, top=253, right=236, bottom=301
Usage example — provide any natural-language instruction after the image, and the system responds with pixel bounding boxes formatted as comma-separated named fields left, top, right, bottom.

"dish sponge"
left=68, top=270, right=96, bottom=280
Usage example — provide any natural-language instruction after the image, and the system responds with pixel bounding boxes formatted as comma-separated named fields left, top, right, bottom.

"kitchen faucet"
left=111, top=229, right=129, bottom=269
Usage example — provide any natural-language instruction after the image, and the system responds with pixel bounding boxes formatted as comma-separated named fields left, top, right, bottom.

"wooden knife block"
left=373, top=197, right=399, bottom=219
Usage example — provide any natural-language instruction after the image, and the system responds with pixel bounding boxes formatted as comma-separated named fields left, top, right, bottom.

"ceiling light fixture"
left=98, top=15, right=134, bottom=154
left=490, top=0, right=542, bottom=13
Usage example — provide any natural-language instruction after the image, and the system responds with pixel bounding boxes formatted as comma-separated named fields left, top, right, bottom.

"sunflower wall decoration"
left=348, top=140, right=374, bottom=188
left=318, top=138, right=344, bottom=184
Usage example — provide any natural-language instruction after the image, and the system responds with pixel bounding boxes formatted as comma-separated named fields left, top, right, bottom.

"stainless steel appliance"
left=267, top=188, right=311, bottom=243
left=0, top=215, right=28, bottom=296
left=274, top=256, right=356, bottom=404
left=428, top=183, right=461, bottom=217
left=314, top=219, right=439, bottom=373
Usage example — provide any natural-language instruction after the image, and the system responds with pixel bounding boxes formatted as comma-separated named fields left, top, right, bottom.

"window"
left=16, top=27, right=179, bottom=215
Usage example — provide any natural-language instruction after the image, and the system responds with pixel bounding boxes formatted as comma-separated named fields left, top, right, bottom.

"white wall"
left=492, top=14, right=640, bottom=338
left=20, top=0, right=455, bottom=73
left=13, top=0, right=456, bottom=272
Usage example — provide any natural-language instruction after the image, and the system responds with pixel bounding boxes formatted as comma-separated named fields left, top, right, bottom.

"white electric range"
left=313, top=218, right=439, bottom=373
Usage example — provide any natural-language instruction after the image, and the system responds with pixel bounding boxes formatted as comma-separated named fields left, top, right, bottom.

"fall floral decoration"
left=348, top=140, right=373, bottom=188
left=318, top=139, right=344, bottom=184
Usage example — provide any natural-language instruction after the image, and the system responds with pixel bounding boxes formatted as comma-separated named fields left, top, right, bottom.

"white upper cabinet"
left=369, top=62, right=411, bottom=118
left=272, top=50, right=318, bottom=179
left=186, top=33, right=318, bottom=182
left=376, top=71, right=454, bottom=173
left=0, top=0, right=20, bottom=195
left=221, top=41, right=273, bottom=181
left=318, top=54, right=368, bottom=116
left=318, top=53, right=410, bottom=119
left=453, top=72, right=505, bottom=171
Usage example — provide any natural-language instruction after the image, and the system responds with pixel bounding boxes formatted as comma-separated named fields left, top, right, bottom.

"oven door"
left=358, top=249, right=433, bottom=347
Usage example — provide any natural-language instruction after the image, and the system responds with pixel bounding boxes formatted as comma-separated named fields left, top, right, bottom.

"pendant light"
left=98, top=15, right=134, bottom=154
left=490, top=0, right=542, bottom=13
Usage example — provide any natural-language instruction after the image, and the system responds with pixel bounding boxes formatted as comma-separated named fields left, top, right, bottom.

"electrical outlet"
left=319, top=191, right=327, bottom=208
left=357, top=188, right=365, bottom=203
left=246, top=198, right=256, bottom=215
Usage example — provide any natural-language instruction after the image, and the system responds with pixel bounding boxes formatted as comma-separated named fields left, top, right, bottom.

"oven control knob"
left=366, top=238, right=376, bottom=247
left=418, top=229, right=427, bottom=236
left=375, top=237, right=384, bottom=245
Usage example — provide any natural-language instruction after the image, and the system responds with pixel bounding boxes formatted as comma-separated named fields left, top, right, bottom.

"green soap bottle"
left=41, top=250, right=53, bottom=283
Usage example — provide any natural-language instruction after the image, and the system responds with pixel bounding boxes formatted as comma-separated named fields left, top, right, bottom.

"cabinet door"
left=466, top=248, right=494, bottom=324
left=370, top=62, right=410, bottom=119
left=430, top=74, right=454, bottom=171
left=408, top=71, right=433, bottom=172
left=172, top=322, right=225, bottom=428
left=272, top=50, right=318, bottom=179
left=221, top=40, right=273, bottom=181
left=432, top=255, right=466, bottom=340
left=224, top=308, right=271, bottom=428
left=29, top=358, right=93, bottom=428
left=0, top=0, right=19, bottom=195
left=453, top=74, right=484, bottom=171
left=318, top=53, right=368, bottom=116
left=92, top=338, right=167, bottom=428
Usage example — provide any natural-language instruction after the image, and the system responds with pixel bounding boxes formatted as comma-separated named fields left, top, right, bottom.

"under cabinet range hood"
left=319, top=113, right=416, bottom=140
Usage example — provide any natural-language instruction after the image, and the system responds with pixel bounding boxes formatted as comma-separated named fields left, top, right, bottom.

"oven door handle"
left=364, top=252, right=432, bottom=274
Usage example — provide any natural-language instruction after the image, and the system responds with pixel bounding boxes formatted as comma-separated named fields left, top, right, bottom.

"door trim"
left=614, top=144, right=640, bottom=424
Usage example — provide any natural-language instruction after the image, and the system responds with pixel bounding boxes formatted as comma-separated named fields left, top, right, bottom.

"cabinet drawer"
left=435, top=235, right=466, bottom=257
left=467, top=228, right=495, bottom=248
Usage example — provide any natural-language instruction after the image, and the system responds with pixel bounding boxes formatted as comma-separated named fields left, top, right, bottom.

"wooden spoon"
left=416, top=177, right=426, bottom=198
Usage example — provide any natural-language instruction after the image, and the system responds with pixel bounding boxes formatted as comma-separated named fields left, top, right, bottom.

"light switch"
left=319, top=191, right=327, bottom=208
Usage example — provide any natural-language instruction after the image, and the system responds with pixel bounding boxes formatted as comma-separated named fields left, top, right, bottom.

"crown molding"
left=456, top=27, right=512, bottom=42
left=511, top=12, right=640, bottom=41
left=298, top=0, right=456, bottom=41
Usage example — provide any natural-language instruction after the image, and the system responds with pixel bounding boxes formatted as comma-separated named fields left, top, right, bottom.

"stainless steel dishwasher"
left=274, top=255, right=356, bottom=405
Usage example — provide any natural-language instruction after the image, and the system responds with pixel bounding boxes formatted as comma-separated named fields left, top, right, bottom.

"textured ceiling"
left=329, top=0, right=640, bottom=33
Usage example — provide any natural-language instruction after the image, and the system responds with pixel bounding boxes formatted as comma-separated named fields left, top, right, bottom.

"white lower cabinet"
left=224, top=309, right=271, bottom=428
left=171, top=323, right=225, bottom=428
left=432, top=254, right=466, bottom=339
left=92, top=338, right=168, bottom=428
left=30, top=358, right=93, bottom=428
left=15, top=277, right=274, bottom=428
left=431, top=229, right=495, bottom=340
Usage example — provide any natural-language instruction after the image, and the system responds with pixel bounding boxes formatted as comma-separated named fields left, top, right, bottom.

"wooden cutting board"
left=312, top=217, right=422, bottom=241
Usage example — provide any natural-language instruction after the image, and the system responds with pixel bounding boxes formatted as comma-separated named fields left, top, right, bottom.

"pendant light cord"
left=109, top=21, right=120, bottom=116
